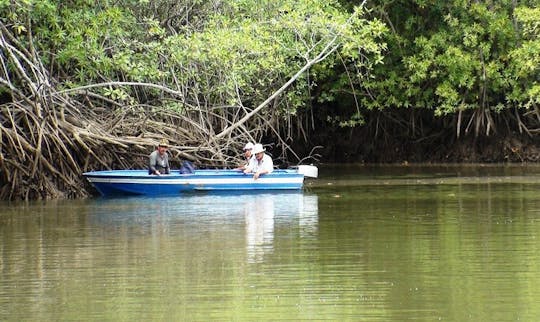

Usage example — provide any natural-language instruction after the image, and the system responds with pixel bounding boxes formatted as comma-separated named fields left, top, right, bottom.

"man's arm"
left=148, top=152, right=159, bottom=174
left=243, top=158, right=256, bottom=174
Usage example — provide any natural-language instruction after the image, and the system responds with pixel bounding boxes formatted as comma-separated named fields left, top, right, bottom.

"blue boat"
left=83, top=166, right=317, bottom=197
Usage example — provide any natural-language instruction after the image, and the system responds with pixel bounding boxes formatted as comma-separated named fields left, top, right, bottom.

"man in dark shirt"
left=148, top=139, right=170, bottom=175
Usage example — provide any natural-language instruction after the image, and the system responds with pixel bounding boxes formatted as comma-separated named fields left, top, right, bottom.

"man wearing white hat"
left=235, top=142, right=255, bottom=171
left=244, top=143, right=273, bottom=179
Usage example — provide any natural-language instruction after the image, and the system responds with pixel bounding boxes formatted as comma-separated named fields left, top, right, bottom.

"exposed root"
left=0, top=22, right=316, bottom=200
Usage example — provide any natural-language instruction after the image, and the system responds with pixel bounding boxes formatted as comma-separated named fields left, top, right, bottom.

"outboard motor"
left=297, top=165, right=318, bottom=178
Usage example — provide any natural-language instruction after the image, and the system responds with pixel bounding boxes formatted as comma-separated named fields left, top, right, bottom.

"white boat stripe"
left=87, top=177, right=304, bottom=185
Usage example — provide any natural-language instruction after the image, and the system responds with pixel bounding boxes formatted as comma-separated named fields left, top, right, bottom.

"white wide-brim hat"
left=243, top=142, right=254, bottom=151
left=252, top=143, right=265, bottom=154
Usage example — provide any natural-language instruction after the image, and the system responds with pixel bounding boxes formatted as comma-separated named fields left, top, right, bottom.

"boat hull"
left=83, top=169, right=305, bottom=197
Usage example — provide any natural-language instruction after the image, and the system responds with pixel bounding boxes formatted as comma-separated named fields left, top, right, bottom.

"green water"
left=1, top=164, right=540, bottom=321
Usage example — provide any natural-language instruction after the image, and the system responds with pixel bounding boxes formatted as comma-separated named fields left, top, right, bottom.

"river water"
left=1, top=164, right=539, bottom=321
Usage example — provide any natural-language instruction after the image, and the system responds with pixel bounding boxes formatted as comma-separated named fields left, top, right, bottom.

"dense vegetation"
left=309, top=0, right=540, bottom=162
left=0, top=0, right=539, bottom=199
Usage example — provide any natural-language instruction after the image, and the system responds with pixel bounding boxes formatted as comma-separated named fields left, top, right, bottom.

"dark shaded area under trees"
left=298, top=105, right=540, bottom=164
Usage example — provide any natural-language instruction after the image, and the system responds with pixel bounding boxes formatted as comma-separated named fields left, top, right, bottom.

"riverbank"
left=310, top=133, right=540, bottom=164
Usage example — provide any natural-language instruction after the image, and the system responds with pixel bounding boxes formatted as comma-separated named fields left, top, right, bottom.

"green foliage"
left=350, top=0, right=540, bottom=131
left=153, top=0, right=386, bottom=113
left=6, top=0, right=537, bottom=137
left=1, top=0, right=386, bottom=118
left=508, top=7, right=540, bottom=105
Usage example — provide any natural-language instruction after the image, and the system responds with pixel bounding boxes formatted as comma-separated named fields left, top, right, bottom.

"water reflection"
left=89, top=192, right=319, bottom=265
left=298, top=192, right=319, bottom=237
left=244, top=194, right=274, bottom=263
left=243, top=193, right=320, bottom=263
left=3, top=165, right=540, bottom=321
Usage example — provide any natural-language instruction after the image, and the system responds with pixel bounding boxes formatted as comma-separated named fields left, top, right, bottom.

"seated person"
left=235, top=142, right=254, bottom=170
left=243, top=143, right=273, bottom=180
left=148, top=139, right=170, bottom=175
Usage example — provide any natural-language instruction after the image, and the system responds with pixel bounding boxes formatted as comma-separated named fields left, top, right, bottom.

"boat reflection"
left=243, top=192, right=319, bottom=263
left=87, top=192, right=319, bottom=264
left=244, top=194, right=275, bottom=263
